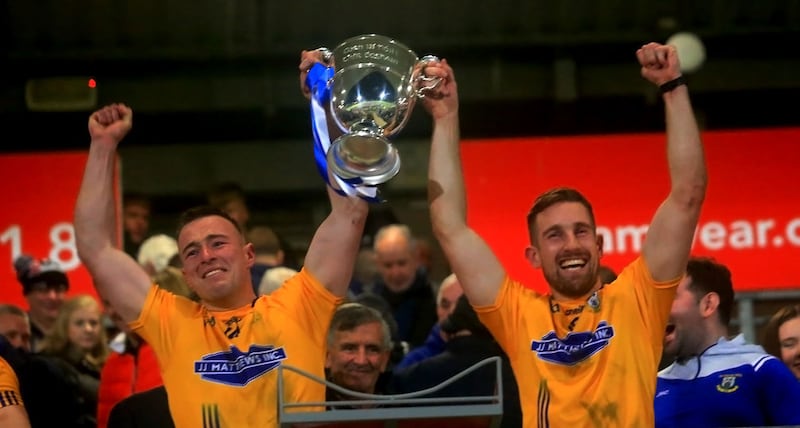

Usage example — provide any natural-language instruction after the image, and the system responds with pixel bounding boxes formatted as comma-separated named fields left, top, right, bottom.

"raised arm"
left=637, top=43, right=708, bottom=281
left=424, top=60, right=506, bottom=306
left=74, top=104, right=152, bottom=322
left=303, top=187, right=367, bottom=297
left=299, top=51, right=369, bottom=298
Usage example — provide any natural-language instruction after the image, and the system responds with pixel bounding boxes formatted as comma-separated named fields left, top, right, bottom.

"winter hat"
left=137, top=234, right=179, bottom=274
left=14, top=254, right=69, bottom=295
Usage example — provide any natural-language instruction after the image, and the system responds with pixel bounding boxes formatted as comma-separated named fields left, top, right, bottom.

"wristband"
left=659, top=75, right=687, bottom=94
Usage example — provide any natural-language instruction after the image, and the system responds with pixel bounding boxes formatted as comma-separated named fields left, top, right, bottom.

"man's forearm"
left=75, top=141, right=119, bottom=263
left=663, top=86, right=707, bottom=204
left=429, top=114, right=466, bottom=238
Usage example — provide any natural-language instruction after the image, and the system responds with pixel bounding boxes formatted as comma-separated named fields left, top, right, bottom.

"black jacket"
left=108, top=385, right=174, bottom=428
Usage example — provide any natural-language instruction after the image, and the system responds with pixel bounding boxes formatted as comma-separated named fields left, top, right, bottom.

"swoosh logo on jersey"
left=194, top=344, right=287, bottom=386
left=530, top=321, right=614, bottom=366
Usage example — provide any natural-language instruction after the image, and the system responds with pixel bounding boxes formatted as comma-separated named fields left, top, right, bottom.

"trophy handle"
left=415, top=55, right=443, bottom=98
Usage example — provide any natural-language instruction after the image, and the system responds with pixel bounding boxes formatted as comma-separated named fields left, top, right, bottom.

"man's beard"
left=544, top=266, right=596, bottom=299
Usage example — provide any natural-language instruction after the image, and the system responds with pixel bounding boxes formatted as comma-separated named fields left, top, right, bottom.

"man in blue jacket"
left=655, top=257, right=800, bottom=427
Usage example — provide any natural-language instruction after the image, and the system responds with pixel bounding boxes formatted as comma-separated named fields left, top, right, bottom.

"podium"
left=277, top=357, right=504, bottom=428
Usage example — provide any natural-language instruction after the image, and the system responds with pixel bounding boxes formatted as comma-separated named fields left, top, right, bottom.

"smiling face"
left=778, top=316, right=800, bottom=380
left=178, top=215, right=255, bottom=310
left=527, top=201, right=602, bottom=300
left=662, top=276, right=711, bottom=362
left=326, top=321, right=390, bottom=394
left=25, top=283, right=67, bottom=327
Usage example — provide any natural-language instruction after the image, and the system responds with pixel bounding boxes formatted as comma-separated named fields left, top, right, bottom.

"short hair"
left=327, top=303, right=392, bottom=351
left=207, top=182, right=247, bottom=209
left=0, top=304, right=28, bottom=321
left=373, top=224, right=417, bottom=252
left=761, top=304, right=800, bottom=359
left=247, top=226, right=282, bottom=256
left=175, top=205, right=243, bottom=240
left=685, top=257, right=735, bottom=327
left=123, top=191, right=151, bottom=209
left=526, top=187, right=595, bottom=241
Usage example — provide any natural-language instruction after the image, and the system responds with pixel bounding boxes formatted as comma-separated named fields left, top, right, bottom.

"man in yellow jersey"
left=0, top=355, right=31, bottom=428
left=423, top=43, right=707, bottom=427
left=74, top=52, right=369, bottom=428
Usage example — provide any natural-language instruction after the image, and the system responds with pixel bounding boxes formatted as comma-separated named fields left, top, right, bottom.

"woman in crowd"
left=40, top=294, right=109, bottom=427
left=762, top=304, right=800, bottom=381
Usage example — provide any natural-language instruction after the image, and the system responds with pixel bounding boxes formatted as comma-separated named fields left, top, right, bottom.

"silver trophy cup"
left=324, top=34, right=440, bottom=186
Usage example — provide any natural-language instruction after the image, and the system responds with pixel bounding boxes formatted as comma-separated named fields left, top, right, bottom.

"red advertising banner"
left=461, top=127, right=800, bottom=293
left=0, top=152, right=120, bottom=309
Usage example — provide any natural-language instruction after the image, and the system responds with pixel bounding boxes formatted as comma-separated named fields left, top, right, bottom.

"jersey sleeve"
left=619, top=256, right=681, bottom=349
left=262, top=268, right=343, bottom=347
left=129, top=284, right=192, bottom=370
left=474, top=276, right=539, bottom=360
left=0, top=357, right=23, bottom=408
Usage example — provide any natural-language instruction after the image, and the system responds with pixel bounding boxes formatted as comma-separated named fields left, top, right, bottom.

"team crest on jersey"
left=530, top=321, right=615, bottom=365
left=194, top=344, right=287, bottom=386
left=715, top=374, right=740, bottom=393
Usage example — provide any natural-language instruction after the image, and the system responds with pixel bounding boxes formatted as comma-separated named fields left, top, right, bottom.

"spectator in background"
left=40, top=294, right=109, bottom=428
left=389, top=295, right=522, bottom=428
left=136, top=234, right=179, bottom=277
left=207, top=181, right=251, bottom=231
left=122, top=192, right=151, bottom=259
left=1, top=318, right=96, bottom=428
left=348, top=247, right=379, bottom=297
left=247, top=225, right=286, bottom=294
left=655, top=257, right=800, bottom=428
left=0, top=304, right=32, bottom=353
left=325, top=303, right=393, bottom=408
left=597, top=265, right=617, bottom=284
left=352, top=292, right=406, bottom=369
left=761, top=304, right=800, bottom=381
left=257, top=266, right=298, bottom=296
left=372, top=224, right=437, bottom=348
left=0, top=355, right=31, bottom=428
left=13, top=255, right=69, bottom=353
left=416, top=237, right=434, bottom=277
left=395, top=273, right=464, bottom=370
left=106, top=385, right=173, bottom=428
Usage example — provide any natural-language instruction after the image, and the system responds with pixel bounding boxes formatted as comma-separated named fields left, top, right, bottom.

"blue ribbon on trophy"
left=306, top=61, right=382, bottom=202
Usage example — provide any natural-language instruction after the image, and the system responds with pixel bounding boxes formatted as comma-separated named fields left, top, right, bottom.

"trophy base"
left=328, top=132, right=401, bottom=186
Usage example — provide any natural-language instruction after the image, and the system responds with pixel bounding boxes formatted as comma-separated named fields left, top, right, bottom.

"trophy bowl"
left=326, top=34, right=438, bottom=186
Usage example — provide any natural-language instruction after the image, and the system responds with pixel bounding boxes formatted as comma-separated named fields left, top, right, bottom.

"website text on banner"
left=461, top=127, right=800, bottom=293
left=0, top=152, right=121, bottom=309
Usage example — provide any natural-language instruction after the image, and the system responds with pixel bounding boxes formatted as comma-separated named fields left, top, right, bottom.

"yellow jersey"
left=132, top=268, right=342, bottom=428
left=476, top=257, right=678, bottom=428
left=0, top=356, right=24, bottom=409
